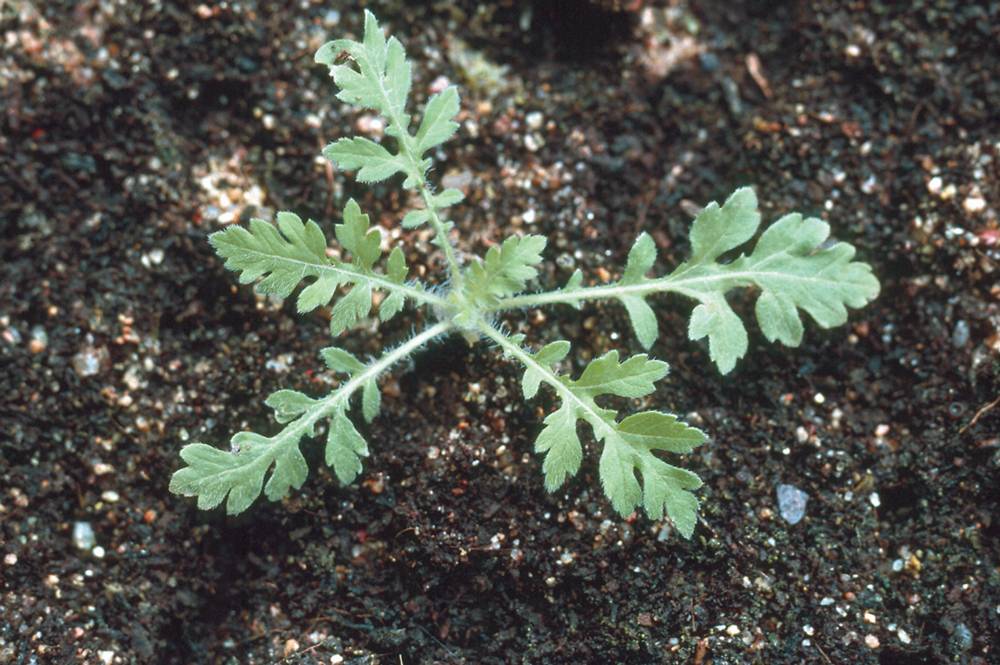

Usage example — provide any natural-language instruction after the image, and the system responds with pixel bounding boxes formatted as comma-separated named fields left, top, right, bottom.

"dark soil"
left=2, top=1, right=998, bottom=663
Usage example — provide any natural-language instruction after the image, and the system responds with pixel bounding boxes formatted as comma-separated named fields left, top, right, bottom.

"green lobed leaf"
left=384, top=37, right=411, bottom=116
left=431, top=188, right=464, bottom=207
left=687, top=187, right=760, bottom=264
left=330, top=283, right=372, bottom=336
left=598, top=436, right=642, bottom=516
left=266, top=389, right=318, bottom=424
left=415, top=86, right=460, bottom=155
left=315, top=12, right=410, bottom=120
left=521, top=340, right=571, bottom=399
left=673, top=191, right=878, bottom=373
left=560, top=270, right=585, bottom=310
left=571, top=350, right=668, bottom=399
left=323, top=138, right=408, bottom=184
left=616, top=233, right=659, bottom=349
left=464, top=234, right=547, bottom=305
left=621, top=295, right=658, bottom=350
left=379, top=292, right=405, bottom=322
left=169, top=430, right=309, bottom=515
left=210, top=213, right=329, bottom=295
left=621, top=232, right=656, bottom=284
left=534, top=404, right=582, bottom=491
left=336, top=199, right=382, bottom=270
left=401, top=209, right=430, bottom=229
left=739, top=213, right=880, bottom=333
left=361, top=378, right=381, bottom=423
left=326, top=408, right=369, bottom=484
left=379, top=246, right=408, bottom=322
left=637, top=456, right=702, bottom=537
left=509, top=337, right=704, bottom=534
left=321, top=346, right=365, bottom=374
left=297, top=275, right=341, bottom=314
left=617, top=411, right=706, bottom=454
left=688, top=295, right=748, bottom=375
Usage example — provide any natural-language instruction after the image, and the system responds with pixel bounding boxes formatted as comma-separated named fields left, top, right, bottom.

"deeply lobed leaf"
left=170, top=431, right=310, bottom=515
left=510, top=339, right=706, bottom=537
left=675, top=188, right=879, bottom=372
left=553, top=187, right=879, bottom=374
left=211, top=201, right=416, bottom=332
left=464, top=234, right=547, bottom=305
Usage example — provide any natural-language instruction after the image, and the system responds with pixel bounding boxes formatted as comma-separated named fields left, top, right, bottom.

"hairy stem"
left=477, top=322, right=614, bottom=437
left=292, top=319, right=452, bottom=438
left=376, top=98, right=465, bottom=291
left=484, top=272, right=753, bottom=311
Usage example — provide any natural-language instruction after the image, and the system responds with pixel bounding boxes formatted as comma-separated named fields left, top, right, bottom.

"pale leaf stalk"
left=271, top=248, right=447, bottom=309
left=477, top=322, right=614, bottom=439
left=489, top=270, right=823, bottom=311
left=296, top=319, right=451, bottom=430
left=364, top=59, right=465, bottom=290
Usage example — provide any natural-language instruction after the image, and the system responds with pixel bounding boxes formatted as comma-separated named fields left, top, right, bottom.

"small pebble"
left=4, top=553, right=16, bottom=566
left=951, top=320, right=969, bottom=348
left=72, top=345, right=109, bottom=377
left=73, top=522, right=96, bottom=550
left=322, top=9, right=340, bottom=26
left=864, top=634, right=880, bottom=649
left=950, top=623, right=973, bottom=652
left=776, top=484, right=809, bottom=525
left=525, top=111, right=544, bottom=130
left=101, top=491, right=120, bottom=503
left=141, top=248, right=164, bottom=268
left=897, top=628, right=911, bottom=645
left=29, top=326, right=48, bottom=353
left=92, top=546, right=106, bottom=559
left=963, top=194, right=986, bottom=214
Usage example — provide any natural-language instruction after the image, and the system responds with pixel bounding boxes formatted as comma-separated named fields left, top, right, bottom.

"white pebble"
left=73, top=522, right=96, bottom=550
left=964, top=195, right=986, bottom=214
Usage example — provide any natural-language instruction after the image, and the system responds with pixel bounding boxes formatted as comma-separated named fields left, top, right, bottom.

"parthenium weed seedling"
left=170, top=12, right=879, bottom=538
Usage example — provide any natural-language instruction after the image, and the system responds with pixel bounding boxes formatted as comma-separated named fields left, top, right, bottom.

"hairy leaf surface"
left=465, top=234, right=547, bottom=305
left=507, top=338, right=706, bottom=537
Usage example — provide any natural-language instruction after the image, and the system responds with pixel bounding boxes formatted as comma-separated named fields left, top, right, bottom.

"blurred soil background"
left=1, top=0, right=998, bottom=663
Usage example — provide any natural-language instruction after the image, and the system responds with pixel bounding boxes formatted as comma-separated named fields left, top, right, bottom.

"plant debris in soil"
left=1, top=1, right=998, bottom=663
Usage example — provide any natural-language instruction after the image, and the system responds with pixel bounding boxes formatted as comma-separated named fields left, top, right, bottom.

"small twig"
left=960, top=395, right=1000, bottom=433
left=815, top=643, right=834, bottom=665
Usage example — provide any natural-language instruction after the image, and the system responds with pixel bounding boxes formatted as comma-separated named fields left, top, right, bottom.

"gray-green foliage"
left=170, top=11, right=879, bottom=538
